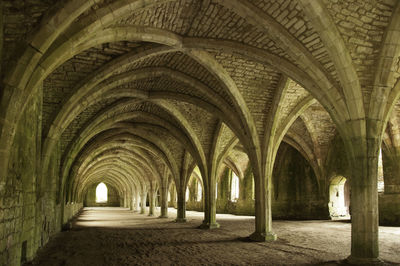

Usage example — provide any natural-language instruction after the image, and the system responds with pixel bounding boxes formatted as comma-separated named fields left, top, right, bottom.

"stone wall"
left=63, top=203, right=83, bottom=225
left=185, top=143, right=329, bottom=219
left=184, top=136, right=400, bottom=225
left=84, top=183, right=121, bottom=207
left=0, top=86, right=42, bottom=265
left=380, top=147, right=400, bottom=225
left=379, top=193, right=400, bottom=226
left=0, top=85, right=83, bottom=265
left=272, top=143, right=329, bottom=220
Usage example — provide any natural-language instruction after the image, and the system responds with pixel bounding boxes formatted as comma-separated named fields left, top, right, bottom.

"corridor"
left=26, top=208, right=400, bottom=266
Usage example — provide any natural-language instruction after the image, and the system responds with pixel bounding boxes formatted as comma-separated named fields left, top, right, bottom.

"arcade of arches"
left=0, top=0, right=400, bottom=265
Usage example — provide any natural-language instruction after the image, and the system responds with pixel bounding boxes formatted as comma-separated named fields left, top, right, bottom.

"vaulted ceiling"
left=1, top=0, right=399, bottom=201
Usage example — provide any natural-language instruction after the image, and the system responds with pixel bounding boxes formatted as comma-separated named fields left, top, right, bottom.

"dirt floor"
left=26, top=207, right=400, bottom=266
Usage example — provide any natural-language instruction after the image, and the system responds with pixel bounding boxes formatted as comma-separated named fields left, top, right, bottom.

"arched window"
left=252, top=178, right=255, bottom=200
left=231, top=172, right=240, bottom=202
left=197, top=181, right=202, bottom=202
left=186, top=187, right=189, bottom=202
left=378, top=149, right=384, bottom=192
left=328, top=176, right=350, bottom=218
left=96, top=182, right=108, bottom=203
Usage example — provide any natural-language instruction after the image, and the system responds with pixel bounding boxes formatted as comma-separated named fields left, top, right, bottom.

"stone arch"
left=186, top=169, right=204, bottom=204
left=66, top=135, right=166, bottom=199
left=214, top=0, right=349, bottom=125
left=371, top=2, right=400, bottom=136
left=84, top=181, right=121, bottom=207
left=76, top=166, right=137, bottom=203
left=71, top=151, right=156, bottom=201
left=299, top=0, right=364, bottom=121
left=0, top=0, right=168, bottom=181
left=328, top=175, right=351, bottom=218
left=59, top=117, right=193, bottom=193
left=282, top=133, right=320, bottom=187
left=62, top=131, right=175, bottom=204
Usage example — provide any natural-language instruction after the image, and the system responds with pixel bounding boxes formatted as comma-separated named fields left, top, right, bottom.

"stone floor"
left=26, top=207, right=400, bottom=265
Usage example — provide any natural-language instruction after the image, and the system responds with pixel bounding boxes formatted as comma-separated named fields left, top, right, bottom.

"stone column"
left=148, top=188, right=155, bottom=216
left=176, top=186, right=186, bottom=222
left=159, top=178, right=169, bottom=218
left=134, top=192, right=140, bottom=212
left=140, top=191, right=147, bottom=214
left=170, top=185, right=177, bottom=208
left=129, top=195, right=136, bottom=211
left=128, top=194, right=132, bottom=209
left=250, top=166, right=276, bottom=241
left=200, top=177, right=219, bottom=229
left=347, top=138, right=379, bottom=263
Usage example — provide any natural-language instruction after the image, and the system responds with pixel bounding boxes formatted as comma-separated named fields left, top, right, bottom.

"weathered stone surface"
left=1, top=0, right=400, bottom=264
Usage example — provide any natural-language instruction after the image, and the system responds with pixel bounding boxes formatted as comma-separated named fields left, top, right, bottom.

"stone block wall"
left=0, top=85, right=83, bottom=265
left=184, top=137, right=400, bottom=226
left=379, top=193, right=400, bottom=226
left=63, top=203, right=83, bottom=225
left=271, top=143, right=329, bottom=220
left=188, top=143, right=329, bottom=219
left=0, top=86, right=42, bottom=266
left=84, top=183, right=121, bottom=207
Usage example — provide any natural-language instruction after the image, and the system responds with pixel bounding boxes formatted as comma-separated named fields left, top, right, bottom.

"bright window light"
left=96, top=182, right=108, bottom=203
left=186, top=187, right=189, bottom=202
left=231, top=172, right=239, bottom=202
left=328, top=176, right=349, bottom=218
left=378, top=149, right=384, bottom=192
left=197, top=181, right=202, bottom=202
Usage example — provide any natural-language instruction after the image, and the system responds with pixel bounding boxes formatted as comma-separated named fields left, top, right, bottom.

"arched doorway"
left=95, top=182, right=108, bottom=203
left=328, top=176, right=350, bottom=218
left=230, top=171, right=240, bottom=202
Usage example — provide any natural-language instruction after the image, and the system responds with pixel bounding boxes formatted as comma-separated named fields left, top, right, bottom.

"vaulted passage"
left=1, top=0, right=400, bottom=265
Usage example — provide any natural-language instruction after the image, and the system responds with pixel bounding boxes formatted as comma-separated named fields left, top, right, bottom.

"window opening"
left=328, top=176, right=350, bottom=218
left=96, top=182, right=108, bottom=203
left=197, top=181, right=202, bottom=202
left=231, top=172, right=240, bottom=202
left=378, top=149, right=384, bottom=192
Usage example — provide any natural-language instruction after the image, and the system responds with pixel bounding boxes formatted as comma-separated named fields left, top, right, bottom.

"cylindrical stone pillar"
left=135, top=193, right=140, bottom=212
left=200, top=177, right=219, bottom=229
left=140, top=192, right=147, bottom=214
left=160, top=181, right=169, bottom=218
left=347, top=139, right=379, bottom=263
left=148, top=189, right=155, bottom=216
left=250, top=166, right=276, bottom=242
left=176, top=187, right=186, bottom=222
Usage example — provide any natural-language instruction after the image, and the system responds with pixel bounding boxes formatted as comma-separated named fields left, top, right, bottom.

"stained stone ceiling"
left=2, top=0, right=399, bottom=201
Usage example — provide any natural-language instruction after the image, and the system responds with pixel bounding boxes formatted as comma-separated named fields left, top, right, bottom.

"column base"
left=249, top=231, right=277, bottom=242
left=175, top=218, right=186, bottom=223
left=148, top=213, right=154, bottom=217
left=159, top=215, right=168, bottom=218
left=199, top=222, right=220, bottom=229
left=346, top=256, right=383, bottom=265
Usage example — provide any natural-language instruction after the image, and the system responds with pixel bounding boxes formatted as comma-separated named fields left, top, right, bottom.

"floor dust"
left=25, top=207, right=400, bottom=265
